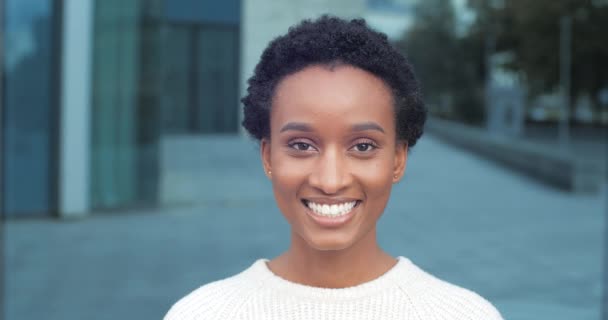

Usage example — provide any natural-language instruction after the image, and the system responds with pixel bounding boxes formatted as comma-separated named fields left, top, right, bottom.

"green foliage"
left=468, top=0, right=608, bottom=103
left=397, top=0, right=608, bottom=123
left=396, top=0, right=486, bottom=124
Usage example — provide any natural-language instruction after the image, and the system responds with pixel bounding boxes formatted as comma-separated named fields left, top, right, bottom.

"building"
left=1, top=0, right=370, bottom=218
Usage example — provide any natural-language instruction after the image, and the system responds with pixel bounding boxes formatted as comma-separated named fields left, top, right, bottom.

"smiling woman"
left=266, top=65, right=402, bottom=258
left=165, top=16, right=503, bottom=320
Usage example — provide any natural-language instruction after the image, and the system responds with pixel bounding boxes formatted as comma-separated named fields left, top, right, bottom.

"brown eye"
left=291, top=142, right=313, bottom=151
left=354, top=143, right=375, bottom=152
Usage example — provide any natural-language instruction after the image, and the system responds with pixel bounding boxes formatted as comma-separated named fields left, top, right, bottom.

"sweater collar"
left=247, top=256, right=415, bottom=301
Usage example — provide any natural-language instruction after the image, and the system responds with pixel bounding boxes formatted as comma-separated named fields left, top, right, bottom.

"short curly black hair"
left=242, top=15, right=426, bottom=148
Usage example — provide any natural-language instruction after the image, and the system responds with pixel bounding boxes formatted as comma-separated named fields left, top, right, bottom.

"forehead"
left=270, top=65, right=395, bottom=133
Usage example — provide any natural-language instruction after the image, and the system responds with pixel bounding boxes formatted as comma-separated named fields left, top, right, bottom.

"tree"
left=468, top=0, right=608, bottom=111
left=396, top=0, right=486, bottom=124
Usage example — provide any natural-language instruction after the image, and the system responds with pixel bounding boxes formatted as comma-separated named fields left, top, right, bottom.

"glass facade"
left=90, top=0, right=150, bottom=209
left=161, top=0, right=240, bottom=134
left=1, top=0, right=241, bottom=215
left=2, top=0, right=59, bottom=217
left=90, top=0, right=240, bottom=210
left=161, top=24, right=239, bottom=134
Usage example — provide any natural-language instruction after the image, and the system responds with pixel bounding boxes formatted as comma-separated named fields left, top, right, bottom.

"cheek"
left=361, top=173, right=393, bottom=199
left=270, top=144, right=316, bottom=176
left=354, top=157, right=394, bottom=185
left=270, top=152, right=307, bottom=200
left=352, top=158, right=395, bottom=211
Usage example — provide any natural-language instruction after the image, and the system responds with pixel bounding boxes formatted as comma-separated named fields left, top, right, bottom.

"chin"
left=302, top=232, right=357, bottom=252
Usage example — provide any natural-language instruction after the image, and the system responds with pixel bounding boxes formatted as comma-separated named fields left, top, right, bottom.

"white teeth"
left=322, top=204, right=330, bottom=215
left=306, top=201, right=357, bottom=217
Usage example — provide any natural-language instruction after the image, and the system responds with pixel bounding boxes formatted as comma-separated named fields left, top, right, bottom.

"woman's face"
left=261, top=65, right=407, bottom=251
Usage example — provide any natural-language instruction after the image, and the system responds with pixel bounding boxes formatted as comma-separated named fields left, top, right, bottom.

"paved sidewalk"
left=5, top=135, right=606, bottom=320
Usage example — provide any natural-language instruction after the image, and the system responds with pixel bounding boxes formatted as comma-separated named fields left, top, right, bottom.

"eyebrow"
left=279, top=121, right=386, bottom=133
left=280, top=122, right=313, bottom=133
left=351, top=122, right=385, bottom=133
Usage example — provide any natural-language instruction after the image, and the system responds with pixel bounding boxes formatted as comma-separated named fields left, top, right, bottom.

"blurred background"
left=1, top=0, right=606, bottom=319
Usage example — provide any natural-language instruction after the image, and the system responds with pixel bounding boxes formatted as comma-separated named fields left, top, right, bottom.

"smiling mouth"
left=301, top=199, right=361, bottom=218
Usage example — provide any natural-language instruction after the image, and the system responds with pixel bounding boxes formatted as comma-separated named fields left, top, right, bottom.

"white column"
left=59, top=0, right=93, bottom=218
left=0, top=0, right=4, bottom=215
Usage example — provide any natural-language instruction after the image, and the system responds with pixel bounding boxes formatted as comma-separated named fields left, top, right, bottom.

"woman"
left=165, top=16, right=503, bottom=320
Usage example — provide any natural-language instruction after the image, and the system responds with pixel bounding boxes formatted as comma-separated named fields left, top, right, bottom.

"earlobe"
left=393, top=142, right=408, bottom=183
left=261, top=138, right=272, bottom=179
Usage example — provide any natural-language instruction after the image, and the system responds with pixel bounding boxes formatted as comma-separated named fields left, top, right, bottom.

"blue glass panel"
left=2, top=0, right=55, bottom=216
left=164, top=0, right=240, bottom=25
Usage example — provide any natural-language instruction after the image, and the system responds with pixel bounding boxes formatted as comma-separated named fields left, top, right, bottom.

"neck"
left=268, top=227, right=397, bottom=288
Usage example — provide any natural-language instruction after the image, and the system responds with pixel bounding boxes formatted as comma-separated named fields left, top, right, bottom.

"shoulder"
left=164, top=261, right=267, bottom=320
left=394, top=258, right=503, bottom=320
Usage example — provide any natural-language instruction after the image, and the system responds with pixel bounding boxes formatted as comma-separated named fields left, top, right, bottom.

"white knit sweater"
left=165, top=257, right=503, bottom=320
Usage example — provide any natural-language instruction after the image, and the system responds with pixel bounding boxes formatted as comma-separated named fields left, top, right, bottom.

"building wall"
left=60, top=0, right=94, bottom=217
left=90, top=0, right=242, bottom=211
left=3, top=0, right=369, bottom=215
left=2, top=0, right=59, bottom=217
left=161, top=0, right=240, bottom=135
left=90, top=0, right=143, bottom=210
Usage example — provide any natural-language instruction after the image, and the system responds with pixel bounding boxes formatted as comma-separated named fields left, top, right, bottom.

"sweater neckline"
left=249, top=256, right=413, bottom=301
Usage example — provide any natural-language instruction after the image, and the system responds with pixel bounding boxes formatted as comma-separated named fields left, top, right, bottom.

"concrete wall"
left=426, top=117, right=606, bottom=193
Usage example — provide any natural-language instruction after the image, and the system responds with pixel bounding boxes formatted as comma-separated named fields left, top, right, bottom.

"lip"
left=302, top=197, right=360, bottom=205
left=301, top=199, right=361, bottom=228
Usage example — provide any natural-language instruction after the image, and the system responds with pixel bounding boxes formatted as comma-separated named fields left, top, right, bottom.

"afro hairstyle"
left=241, top=15, right=426, bottom=148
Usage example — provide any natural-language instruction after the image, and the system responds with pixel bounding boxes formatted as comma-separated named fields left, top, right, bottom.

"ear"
left=393, top=142, right=408, bottom=183
left=261, top=138, right=272, bottom=179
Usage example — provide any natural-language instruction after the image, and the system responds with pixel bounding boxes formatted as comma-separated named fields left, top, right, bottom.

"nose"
left=308, top=147, right=351, bottom=194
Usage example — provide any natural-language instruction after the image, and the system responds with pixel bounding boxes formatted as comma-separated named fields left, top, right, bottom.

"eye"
left=354, top=143, right=375, bottom=152
left=350, top=140, right=378, bottom=153
left=289, top=142, right=314, bottom=151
